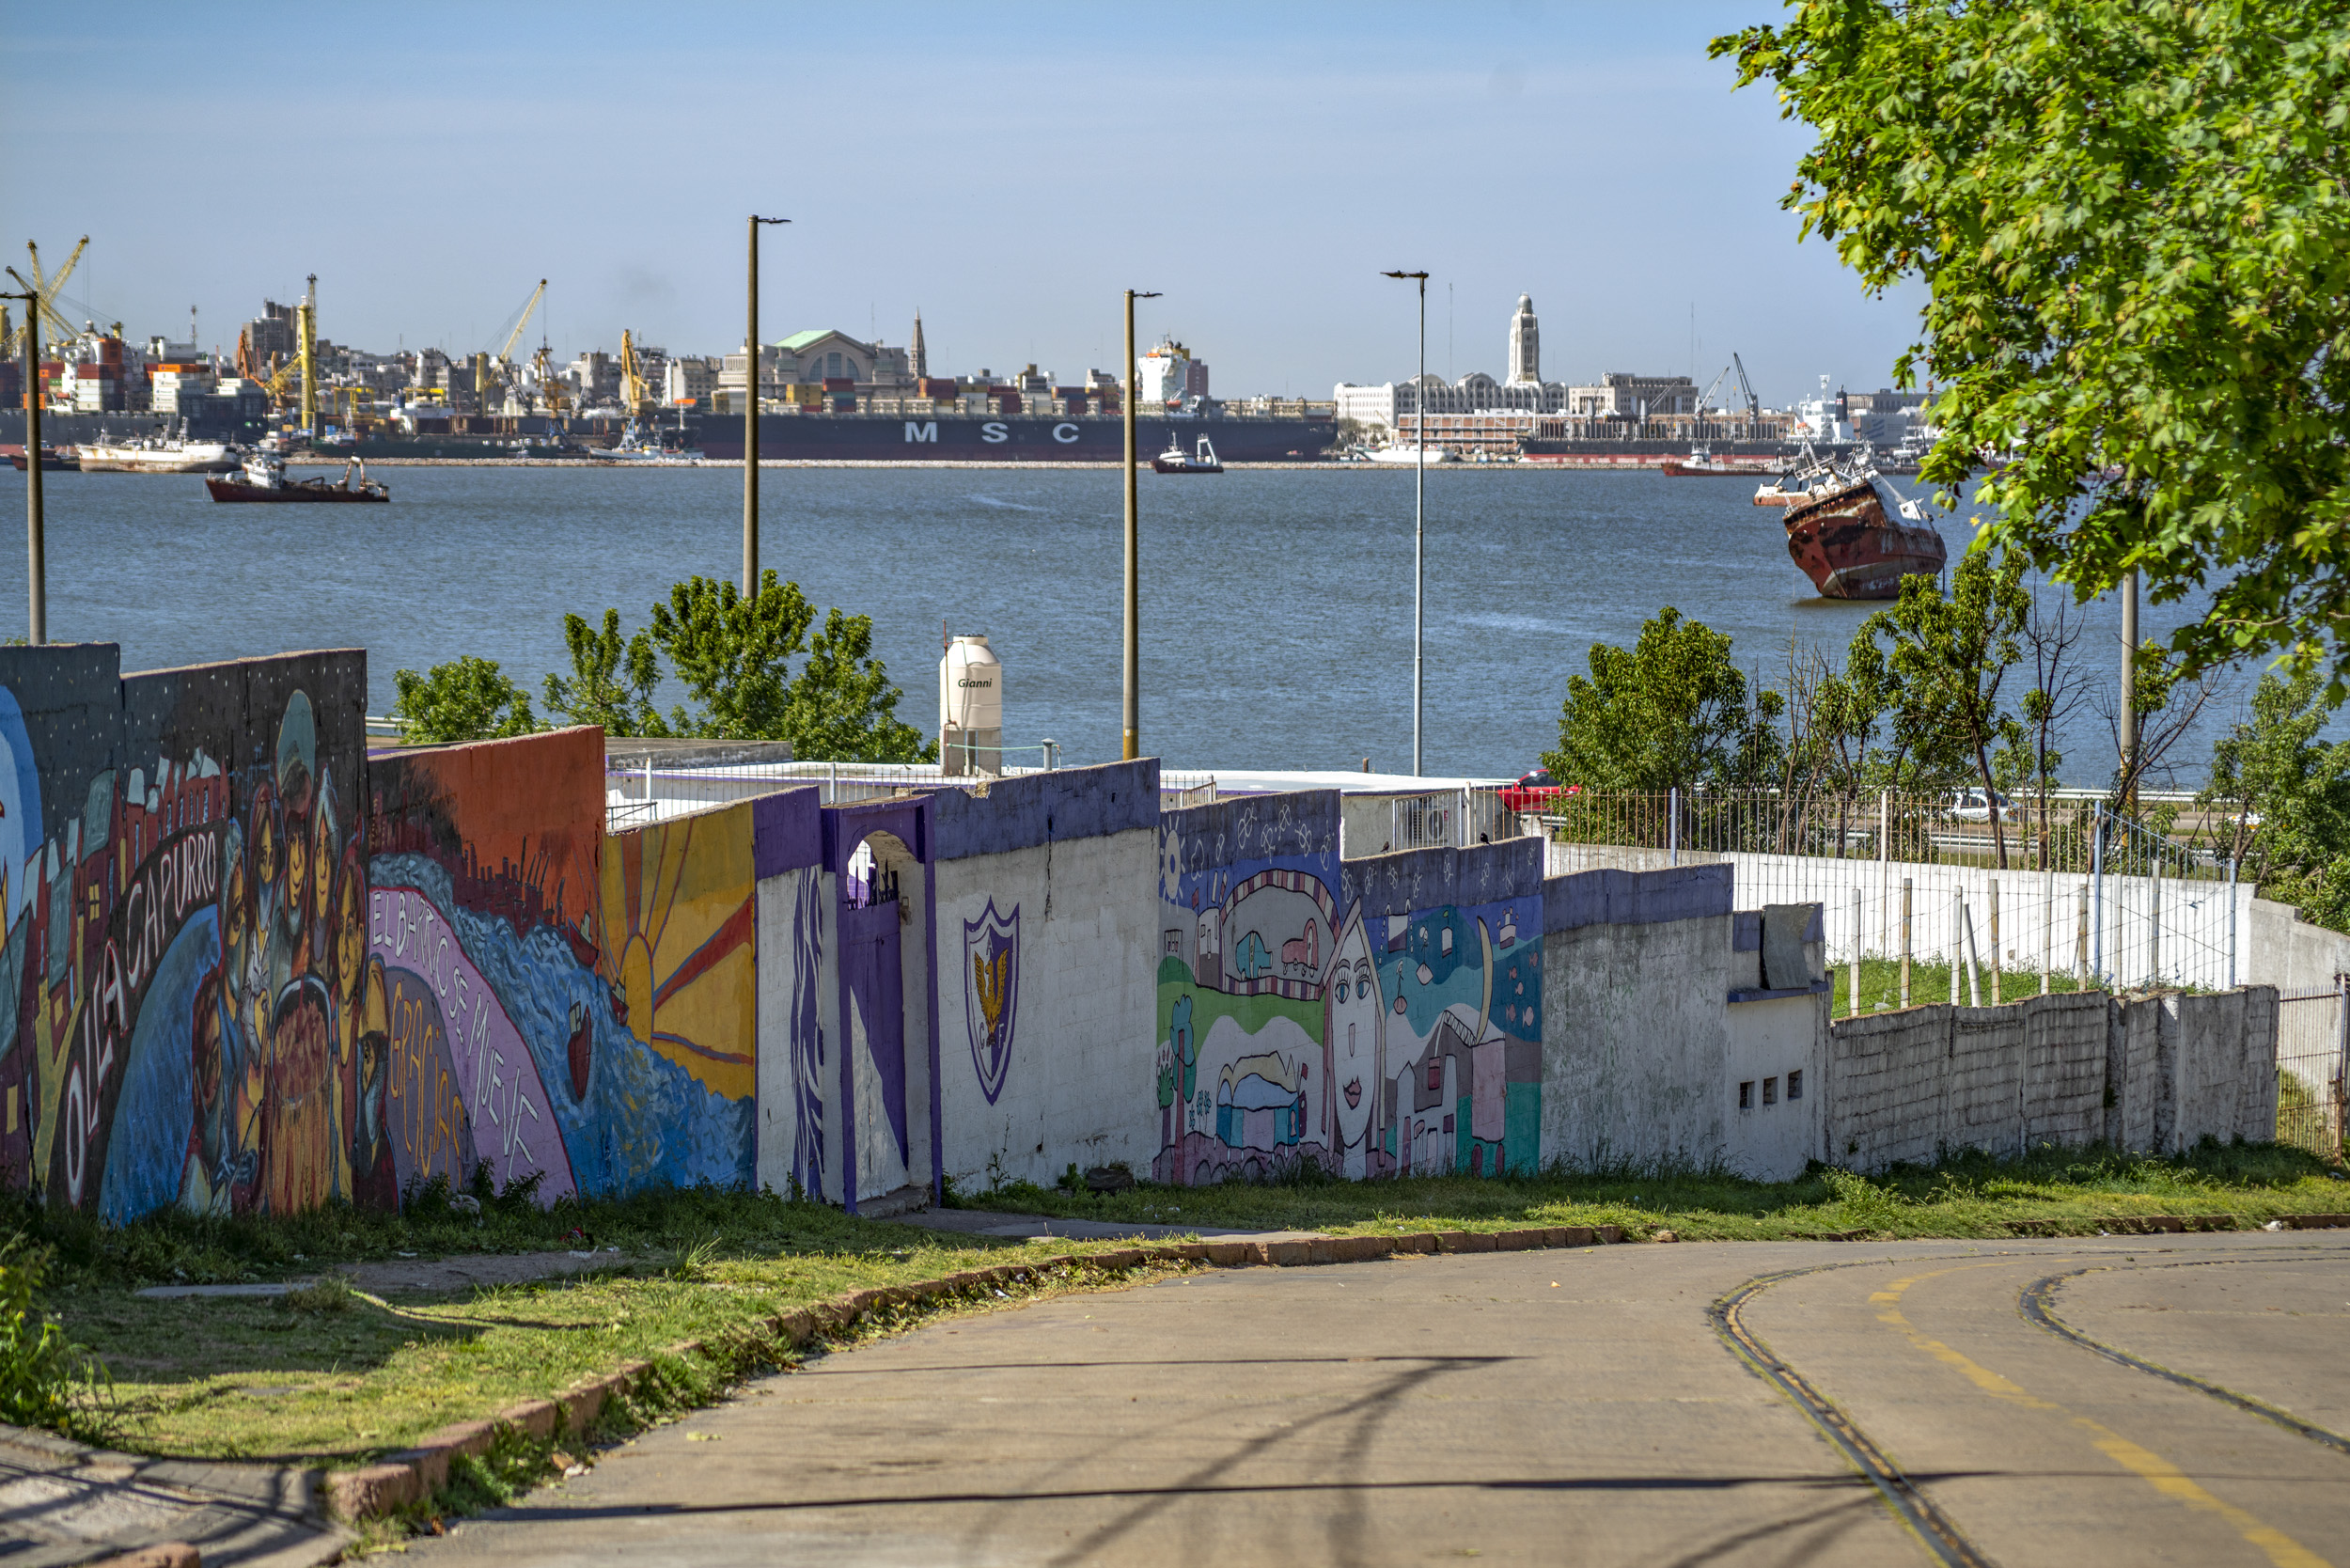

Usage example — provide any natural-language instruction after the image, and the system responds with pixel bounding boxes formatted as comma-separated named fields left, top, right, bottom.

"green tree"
left=2202, top=669, right=2350, bottom=931
left=542, top=609, right=668, bottom=737
left=1859, top=552, right=2030, bottom=864
left=646, top=572, right=932, bottom=760
left=648, top=572, right=817, bottom=740
left=1543, top=607, right=1782, bottom=792
left=390, top=656, right=538, bottom=745
left=1714, top=2, right=2350, bottom=686
left=781, top=607, right=935, bottom=764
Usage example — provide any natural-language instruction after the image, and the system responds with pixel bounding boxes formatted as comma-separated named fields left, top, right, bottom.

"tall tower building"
left=1507, top=293, right=1540, bottom=385
left=909, top=310, right=928, bottom=379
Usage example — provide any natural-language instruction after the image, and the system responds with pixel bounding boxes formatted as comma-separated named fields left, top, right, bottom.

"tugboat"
left=1661, top=443, right=1762, bottom=478
left=1152, top=434, right=1223, bottom=474
left=206, top=451, right=390, bottom=503
left=1782, top=475, right=1945, bottom=599
left=4, top=444, right=78, bottom=472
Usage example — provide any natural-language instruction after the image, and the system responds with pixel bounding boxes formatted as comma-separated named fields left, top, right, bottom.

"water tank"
left=939, top=635, right=1004, bottom=776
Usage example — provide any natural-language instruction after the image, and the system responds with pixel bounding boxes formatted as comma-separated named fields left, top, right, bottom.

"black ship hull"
left=685, top=413, right=1331, bottom=463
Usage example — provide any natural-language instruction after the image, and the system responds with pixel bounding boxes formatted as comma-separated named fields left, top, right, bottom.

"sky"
left=0, top=2, right=1927, bottom=406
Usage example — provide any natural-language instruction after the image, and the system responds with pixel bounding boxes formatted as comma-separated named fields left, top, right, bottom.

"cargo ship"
left=680, top=411, right=1333, bottom=463
left=1782, top=478, right=1947, bottom=600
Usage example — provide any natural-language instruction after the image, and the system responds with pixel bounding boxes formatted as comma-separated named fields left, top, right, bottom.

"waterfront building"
left=1507, top=294, right=1540, bottom=384
left=237, top=301, right=296, bottom=374
left=909, top=311, right=928, bottom=379
left=1560, top=372, right=1702, bottom=418
left=665, top=356, right=717, bottom=405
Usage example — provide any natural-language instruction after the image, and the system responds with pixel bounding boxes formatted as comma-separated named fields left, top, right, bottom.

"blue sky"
left=1, top=2, right=1924, bottom=403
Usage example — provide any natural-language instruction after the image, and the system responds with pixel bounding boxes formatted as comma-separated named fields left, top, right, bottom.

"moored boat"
left=1662, top=443, right=1767, bottom=478
left=1782, top=477, right=1945, bottom=599
left=206, top=453, right=389, bottom=503
left=1151, top=434, right=1223, bottom=474
left=4, top=444, right=78, bottom=472
left=1368, top=442, right=1452, bottom=464
left=78, top=422, right=237, bottom=474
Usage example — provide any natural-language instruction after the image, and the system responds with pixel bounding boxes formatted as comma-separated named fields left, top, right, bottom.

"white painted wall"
left=1724, top=994, right=1826, bottom=1181
left=931, top=825, right=1159, bottom=1189
left=1540, top=914, right=1732, bottom=1171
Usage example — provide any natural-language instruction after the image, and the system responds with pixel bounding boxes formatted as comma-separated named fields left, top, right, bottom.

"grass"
left=1833, top=956, right=2105, bottom=1013
left=4, top=1184, right=1183, bottom=1466
left=959, top=1138, right=2349, bottom=1243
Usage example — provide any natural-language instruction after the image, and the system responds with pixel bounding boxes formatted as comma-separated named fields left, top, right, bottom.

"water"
left=0, top=463, right=2268, bottom=781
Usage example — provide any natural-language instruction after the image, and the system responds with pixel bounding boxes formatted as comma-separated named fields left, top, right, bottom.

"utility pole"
left=4, top=280, right=44, bottom=645
left=299, top=274, right=317, bottom=439
left=745, top=215, right=789, bottom=598
left=2119, top=568, right=2138, bottom=814
left=1383, top=270, right=1431, bottom=776
left=1122, top=289, right=1160, bottom=762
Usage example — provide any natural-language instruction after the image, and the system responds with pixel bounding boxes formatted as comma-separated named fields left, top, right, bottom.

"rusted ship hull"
left=1783, top=479, right=1946, bottom=600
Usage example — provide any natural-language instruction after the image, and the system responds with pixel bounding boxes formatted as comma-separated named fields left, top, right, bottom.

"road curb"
left=322, top=1223, right=1637, bottom=1523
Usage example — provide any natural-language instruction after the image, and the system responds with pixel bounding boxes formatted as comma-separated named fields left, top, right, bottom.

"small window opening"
left=1787, top=1070, right=1804, bottom=1102
left=1738, top=1081, right=1754, bottom=1110
left=1763, top=1076, right=1778, bottom=1105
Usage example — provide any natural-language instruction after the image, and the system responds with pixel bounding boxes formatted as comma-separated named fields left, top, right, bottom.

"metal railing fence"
left=2275, top=982, right=2348, bottom=1160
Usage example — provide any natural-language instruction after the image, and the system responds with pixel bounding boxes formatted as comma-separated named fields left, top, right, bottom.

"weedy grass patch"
left=958, top=1138, right=2348, bottom=1242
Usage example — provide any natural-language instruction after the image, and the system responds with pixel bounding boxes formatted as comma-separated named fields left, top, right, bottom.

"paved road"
left=407, top=1231, right=2350, bottom=1567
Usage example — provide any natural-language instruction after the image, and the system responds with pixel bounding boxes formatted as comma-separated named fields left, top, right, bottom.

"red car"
left=1499, top=769, right=1577, bottom=813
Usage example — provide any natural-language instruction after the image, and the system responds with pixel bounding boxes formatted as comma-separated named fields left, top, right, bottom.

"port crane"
left=12, top=237, right=88, bottom=356
left=478, top=279, right=546, bottom=412
left=619, top=330, right=649, bottom=417
left=1731, top=353, right=1762, bottom=422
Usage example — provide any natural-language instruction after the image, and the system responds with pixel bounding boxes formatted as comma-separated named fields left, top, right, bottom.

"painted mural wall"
left=1152, top=793, right=1543, bottom=1185
left=368, top=728, right=757, bottom=1203
left=0, top=647, right=372, bottom=1218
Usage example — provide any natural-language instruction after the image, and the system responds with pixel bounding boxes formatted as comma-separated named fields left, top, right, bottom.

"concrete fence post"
left=2148, top=861, right=2163, bottom=990
left=1851, top=886, right=1863, bottom=1017
left=2076, top=881, right=2090, bottom=991
left=2227, top=858, right=2238, bottom=992
left=2042, top=860, right=2054, bottom=996
left=1951, top=890, right=1964, bottom=1006
left=2092, top=802, right=2105, bottom=988
left=1989, top=878, right=2003, bottom=1005
left=1901, top=877, right=1914, bottom=1010
left=1878, top=787, right=1890, bottom=957
left=1668, top=786, right=1679, bottom=868
left=1961, top=896, right=1983, bottom=1007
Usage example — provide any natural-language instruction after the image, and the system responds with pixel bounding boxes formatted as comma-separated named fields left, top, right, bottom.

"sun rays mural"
left=600, top=809, right=758, bottom=1104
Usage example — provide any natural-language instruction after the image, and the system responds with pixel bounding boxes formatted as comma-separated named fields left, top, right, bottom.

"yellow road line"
left=1872, top=1265, right=2331, bottom=1568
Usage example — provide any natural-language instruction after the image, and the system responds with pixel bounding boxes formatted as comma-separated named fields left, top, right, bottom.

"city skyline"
left=1, top=3, right=1929, bottom=406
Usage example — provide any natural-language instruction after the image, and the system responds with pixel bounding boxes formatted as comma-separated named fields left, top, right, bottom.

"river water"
left=0, top=463, right=2258, bottom=782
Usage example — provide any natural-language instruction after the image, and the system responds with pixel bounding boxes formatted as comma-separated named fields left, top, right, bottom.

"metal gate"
left=2275, top=981, right=2346, bottom=1160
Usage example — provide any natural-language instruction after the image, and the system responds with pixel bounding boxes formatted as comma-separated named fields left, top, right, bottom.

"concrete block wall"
left=929, top=760, right=1160, bottom=1192
left=1833, top=987, right=2277, bottom=1171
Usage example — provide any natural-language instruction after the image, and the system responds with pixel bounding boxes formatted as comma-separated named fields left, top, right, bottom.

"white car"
left=1946, top=787, right=2018, bottom=823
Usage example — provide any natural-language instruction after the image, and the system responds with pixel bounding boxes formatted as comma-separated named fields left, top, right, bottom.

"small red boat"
left=206, top=453, right=389, bottom=503
left=1783, top=478, right=1946, bottom=600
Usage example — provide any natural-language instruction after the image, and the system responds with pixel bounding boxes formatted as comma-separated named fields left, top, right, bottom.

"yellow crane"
left=619, top=329, right=650, bottom=416
left=10, top=236, right=89, bottom=358
left=532, top=337, right=569, bottom=415
left=478, top=279, right=546, bottom=412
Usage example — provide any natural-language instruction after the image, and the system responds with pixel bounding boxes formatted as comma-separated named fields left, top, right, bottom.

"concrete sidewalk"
left=0, top=1424, right=346, bottom=1568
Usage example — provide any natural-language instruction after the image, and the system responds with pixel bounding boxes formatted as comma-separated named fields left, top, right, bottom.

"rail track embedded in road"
left=2019, top=1254, right=2350, bottom=1458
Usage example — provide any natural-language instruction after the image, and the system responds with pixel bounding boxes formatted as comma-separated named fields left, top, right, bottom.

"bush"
left=1, top=1236, right=81, bottom=1429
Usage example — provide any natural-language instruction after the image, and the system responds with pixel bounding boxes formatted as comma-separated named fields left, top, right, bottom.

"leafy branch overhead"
left=1714, top=2, right=2350, bottom=685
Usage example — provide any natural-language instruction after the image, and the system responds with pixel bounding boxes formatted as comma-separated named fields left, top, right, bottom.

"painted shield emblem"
left=964, top=900, right=1019, bottom=1105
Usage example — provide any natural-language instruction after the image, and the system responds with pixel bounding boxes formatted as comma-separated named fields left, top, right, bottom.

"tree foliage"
left=1543, top=607, right=1783, bottom=791
left=646, top=572, right=932, bottom=760
left=390, top=656, right=539, bottom=745
left=648, top=572, right=819, bottom=741
left=542, top=609, right=667, bottom=738
left=1858, top=552, right=2030, bottom=861
left=2203, top=668, right=2350, bottom=931
left=780, top=607, right=934, bottom=764
left=1714, top=2, right=2350, bottom=684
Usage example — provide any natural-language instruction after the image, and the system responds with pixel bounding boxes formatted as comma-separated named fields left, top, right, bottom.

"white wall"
left=1541, top=913, right=1732, bottom=1171
left=1724, top=995, right=1826, bottom=1181
left=932, top=825, right=1159, bottom=1189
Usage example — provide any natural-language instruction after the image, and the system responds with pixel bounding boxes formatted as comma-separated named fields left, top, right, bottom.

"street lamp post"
left=744, top=215, right=790, bottom=598
left=4, top=280, right=43, bottom=645
left=1383, top=270, right=1430, bottom=776
left=1122, top=289, right=1160, bottom=762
